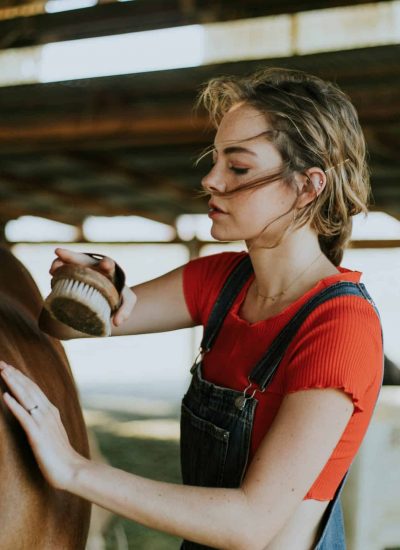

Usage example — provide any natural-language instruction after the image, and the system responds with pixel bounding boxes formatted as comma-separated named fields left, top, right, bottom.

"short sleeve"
left=182, top=251, right=247, bottom=326
left=283, top=295, right=383, bottom=413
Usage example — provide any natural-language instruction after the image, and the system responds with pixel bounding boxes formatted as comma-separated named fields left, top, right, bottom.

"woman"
left=0, top=67, right=383, bottom=550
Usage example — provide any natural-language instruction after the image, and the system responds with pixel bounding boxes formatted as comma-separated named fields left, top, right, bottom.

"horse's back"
left=0, top=247, right=91, bottom=549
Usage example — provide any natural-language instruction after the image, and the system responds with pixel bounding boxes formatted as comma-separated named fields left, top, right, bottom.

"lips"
left=208, top=201, right=227, bottom=214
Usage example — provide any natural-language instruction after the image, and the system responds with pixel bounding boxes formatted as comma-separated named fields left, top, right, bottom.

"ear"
left=295, top=167, right=326, bottom=208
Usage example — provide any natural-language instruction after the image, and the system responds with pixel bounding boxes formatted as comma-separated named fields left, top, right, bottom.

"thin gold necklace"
left=254, top=252, right=323, bottom=302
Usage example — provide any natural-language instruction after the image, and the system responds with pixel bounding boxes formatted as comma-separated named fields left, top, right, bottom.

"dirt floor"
left=86, top=404, right=183, bottom=549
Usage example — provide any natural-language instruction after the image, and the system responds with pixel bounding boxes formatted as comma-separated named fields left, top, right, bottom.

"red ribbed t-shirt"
left=182, top=251, right=383, bottom=501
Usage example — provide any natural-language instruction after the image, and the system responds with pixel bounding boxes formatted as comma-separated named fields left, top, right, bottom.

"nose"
left=201, top=164, right=227, bottom=194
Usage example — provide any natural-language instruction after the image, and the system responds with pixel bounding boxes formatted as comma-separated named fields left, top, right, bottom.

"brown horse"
left=0, top=246, right=91, bottom=549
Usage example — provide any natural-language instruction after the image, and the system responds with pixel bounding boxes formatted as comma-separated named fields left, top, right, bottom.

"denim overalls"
left=180, top=254, right=382, bottom=550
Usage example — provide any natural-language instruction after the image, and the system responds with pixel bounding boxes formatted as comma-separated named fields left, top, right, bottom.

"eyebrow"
left=225, top=146, right=257, bottom=156
left=210, top=130, right=277, bottom=160
left=214, top=146, right=257, bottom=156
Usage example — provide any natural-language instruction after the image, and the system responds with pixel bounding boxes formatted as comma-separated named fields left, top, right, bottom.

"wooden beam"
left=1, top=98, right=400, bottom=153
left=0, top=107, right=209, bottom=149
left=66, top=151, right=194, bottom=199
left=349, top=240, right=400, bottom=249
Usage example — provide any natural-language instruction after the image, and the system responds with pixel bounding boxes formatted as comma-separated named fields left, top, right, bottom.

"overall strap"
left=200, top=254, right=253, bottom=354
left=249, top=281, right=379, bottom=390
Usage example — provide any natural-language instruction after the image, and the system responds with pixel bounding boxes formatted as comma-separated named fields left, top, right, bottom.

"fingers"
left=50, top=249, right=116, bottom=280
left=112, top=286, right=137, bottom=326
left=0, top=362, right=51, bottom=413
left=50, top=248, right=98, bottom=275
left=55, top=248, right=99, bottom=266
left=3, top=391, right=36, bottom=432
left=96, top=256, right=116, bottom=279
left=50, top=259, right=65, bottom=273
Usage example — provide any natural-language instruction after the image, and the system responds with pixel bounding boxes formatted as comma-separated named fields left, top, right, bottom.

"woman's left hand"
left=0, top=361, right=85, bottom=490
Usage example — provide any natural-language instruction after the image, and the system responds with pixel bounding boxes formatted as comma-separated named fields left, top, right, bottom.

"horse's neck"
left=0, top=247, right=91, bottom=549
left=0, top=247, right=43, bottom=318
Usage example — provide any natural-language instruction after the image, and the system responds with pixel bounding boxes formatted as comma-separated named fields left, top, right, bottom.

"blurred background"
left=0, top=0, right=400, bottom=548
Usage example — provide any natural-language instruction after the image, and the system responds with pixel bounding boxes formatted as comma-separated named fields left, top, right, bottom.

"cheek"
left=234, top=190, right=282, bottom=219
left=230, top=186, right=296, bottom=232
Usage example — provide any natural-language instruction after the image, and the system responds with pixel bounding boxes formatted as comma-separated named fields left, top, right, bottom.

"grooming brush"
left=43, top=254, right=125, bottom=337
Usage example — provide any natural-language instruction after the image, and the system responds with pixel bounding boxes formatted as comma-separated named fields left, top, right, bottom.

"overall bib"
left=180, top=255, right=382, bottom=550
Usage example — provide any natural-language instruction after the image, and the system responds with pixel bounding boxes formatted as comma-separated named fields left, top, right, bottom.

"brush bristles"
left=45, top=278, right=112, bottom=336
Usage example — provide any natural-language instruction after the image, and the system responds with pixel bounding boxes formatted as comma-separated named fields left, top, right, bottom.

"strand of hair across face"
left=196, top=159, right=301, bottom=252
left=196, top=165, right=288, bottom=200
left=247, top=189, right=300, bottom=252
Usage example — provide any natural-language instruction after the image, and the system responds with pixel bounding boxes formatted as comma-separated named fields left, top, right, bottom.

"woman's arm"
left=39, top=248, right=195, bottom=339
left=111, top=265, right=195, bottom=336
left=0, top=363, right=353, bottom=550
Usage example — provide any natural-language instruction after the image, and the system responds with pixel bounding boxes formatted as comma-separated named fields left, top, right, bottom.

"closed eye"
left=230, top=167, right=249, bottom=175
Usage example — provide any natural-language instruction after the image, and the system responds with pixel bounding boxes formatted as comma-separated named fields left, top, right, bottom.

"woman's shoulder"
left=295, top=278, right=382, bottom=343
left=182, top=250, right=248, bottom=326
left=284, top=283, right=383, bottom=412
left=184, top=250, right=247, bottom=284
left=296, top=264, right=379, bottom=329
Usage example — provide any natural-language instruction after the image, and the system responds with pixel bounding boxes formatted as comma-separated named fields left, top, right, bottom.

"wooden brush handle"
left=83, top=253, right=126, bottom=295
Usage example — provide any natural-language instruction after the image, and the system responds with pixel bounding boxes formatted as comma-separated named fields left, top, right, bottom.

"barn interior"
left=1, top=0, right=400, bottom=232
left=1, top=1, right=400, bottom=548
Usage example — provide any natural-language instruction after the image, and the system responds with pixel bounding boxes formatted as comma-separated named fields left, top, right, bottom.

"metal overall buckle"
left=190, top=347, right=206, bottom=374
left=234, top=379, right=265, bottom=410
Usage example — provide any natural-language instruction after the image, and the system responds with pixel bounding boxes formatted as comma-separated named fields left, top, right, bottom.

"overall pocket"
left=180, top=402, right=229, bottom=487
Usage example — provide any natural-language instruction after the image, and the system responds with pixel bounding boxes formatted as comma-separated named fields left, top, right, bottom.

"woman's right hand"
left=50, top=248, right=137, bottom=328
left=45, top=247, right=193, bottom=338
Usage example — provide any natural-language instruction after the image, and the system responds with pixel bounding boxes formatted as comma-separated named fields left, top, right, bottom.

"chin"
left=210, top=226, right=245, bottom=242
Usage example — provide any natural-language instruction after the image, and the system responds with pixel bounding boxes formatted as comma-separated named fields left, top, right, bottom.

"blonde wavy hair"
left=196, top=67, right=370, bottom=266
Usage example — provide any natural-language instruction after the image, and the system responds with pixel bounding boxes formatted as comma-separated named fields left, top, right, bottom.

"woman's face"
left=202, top=103, right=298, bottom=245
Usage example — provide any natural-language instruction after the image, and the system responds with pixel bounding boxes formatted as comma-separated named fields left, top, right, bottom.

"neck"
left=245, top=226, right=336, bottom=302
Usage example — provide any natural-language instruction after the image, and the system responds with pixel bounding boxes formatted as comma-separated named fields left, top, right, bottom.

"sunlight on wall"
left=352, top=212, right=400, bottom=240
left=5, top=216, right=79, bottom=242
left=342, top=248, right=400, bottom=365
left=176, top=214, right=215, bottom=241
left=83, top=215, right=176, bottom=242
